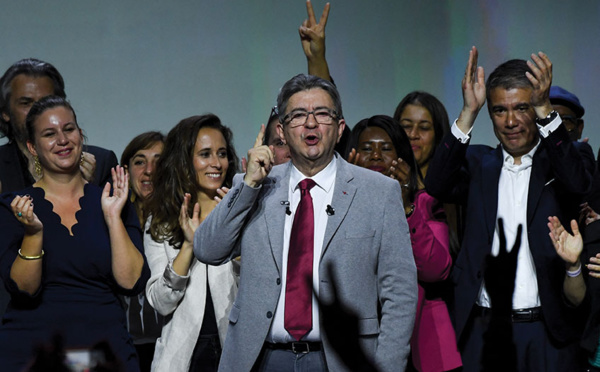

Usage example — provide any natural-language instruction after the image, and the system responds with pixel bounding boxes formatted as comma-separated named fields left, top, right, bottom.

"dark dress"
left=0, top=184, right=150, bottom=372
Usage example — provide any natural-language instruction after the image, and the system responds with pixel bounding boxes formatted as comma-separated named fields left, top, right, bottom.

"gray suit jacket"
left=194, top=157, right=417, bottom=372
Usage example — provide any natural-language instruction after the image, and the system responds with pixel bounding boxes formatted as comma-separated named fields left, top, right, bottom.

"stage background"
left=1, top=0, right=598, bottom=161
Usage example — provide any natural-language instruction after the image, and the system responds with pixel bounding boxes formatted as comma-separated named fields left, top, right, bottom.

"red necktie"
left=285, top=178, right=316, bottom=341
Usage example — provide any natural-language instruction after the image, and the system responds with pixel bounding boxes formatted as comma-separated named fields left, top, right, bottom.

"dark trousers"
left=251, top=346, right=327, bottom=372
left=460, top=311, right=582, bottom=372
left=134, top=342, right=156, bottom=372
left=189, top=334, right=221, bottom=372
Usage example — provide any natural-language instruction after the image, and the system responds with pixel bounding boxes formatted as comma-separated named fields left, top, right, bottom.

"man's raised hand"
left=244, top=125, right=274, bottom=188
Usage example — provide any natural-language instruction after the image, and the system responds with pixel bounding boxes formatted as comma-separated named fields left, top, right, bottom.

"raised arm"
left=144, top=195, right=200, bottom=316
left=195, top=126, right=274, bottom=264
left=456, top=46, right=486, bottom=134
left=299, top=0, right=332, bottom=82
left=102, top=166, right=145, bottom=290
left=547, top=216, right=586, bottom=306
left=526, top=52, right=554, bottom=120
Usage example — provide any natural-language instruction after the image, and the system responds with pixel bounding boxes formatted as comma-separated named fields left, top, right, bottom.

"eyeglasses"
left=281, top=108, right=339, bottom=128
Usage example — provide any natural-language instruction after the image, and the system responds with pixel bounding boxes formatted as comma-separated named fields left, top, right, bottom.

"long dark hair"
left=393, top=91, right=449, bottom=163
left=346, top=115, right=419, bottom=202
left=147, top=114, right=239, bottom=248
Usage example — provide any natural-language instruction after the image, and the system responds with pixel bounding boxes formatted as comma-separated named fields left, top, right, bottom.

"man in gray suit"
left=194, top=74, right=417, bottom=372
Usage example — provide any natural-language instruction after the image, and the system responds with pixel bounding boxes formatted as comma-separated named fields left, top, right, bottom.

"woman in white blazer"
left=144, top=114, right=239, bottom=371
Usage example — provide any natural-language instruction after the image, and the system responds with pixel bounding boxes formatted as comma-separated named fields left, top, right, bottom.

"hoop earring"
left=34, top=156, right=42, bottom=177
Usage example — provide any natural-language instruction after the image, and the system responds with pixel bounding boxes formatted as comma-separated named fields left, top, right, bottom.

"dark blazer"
left=425, top=124, right=594, bottom=344
left=582, top=219, right=600, bottom=353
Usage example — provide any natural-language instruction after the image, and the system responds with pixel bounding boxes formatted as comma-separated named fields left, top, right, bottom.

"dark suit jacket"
left=582, top=219, right=600, bottom=353
left=425, top=124, right=594, bottom=344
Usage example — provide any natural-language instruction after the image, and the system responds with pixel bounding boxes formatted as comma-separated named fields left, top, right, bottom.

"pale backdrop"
left=1, top=0, right=598, bottom=160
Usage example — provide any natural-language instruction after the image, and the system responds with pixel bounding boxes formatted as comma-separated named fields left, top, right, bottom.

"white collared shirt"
left=267, top=156, right=337, bottom=342
left=478, top=143, right=541, bottom=309
left=451, top=114, right=562, bottom=309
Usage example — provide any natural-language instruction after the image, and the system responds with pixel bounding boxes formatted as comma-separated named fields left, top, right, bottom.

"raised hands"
left=347, top=148, right=411, bottom=185
left=547, top=216, right=582, bottom=269
left=244, top=125, right=274, bottom=188
left=526, top=52, right=554, bottom=118
left=180, top=193, right=201, bottom=244
left=80, top=151, right=97, bottom=183
left=457, top=46, right=486, bottom=133
left=299, top=0, right=331, bottom=80
left=11, top=194, right=43, bottom=235
left=101, top=166, right=129, bottom=220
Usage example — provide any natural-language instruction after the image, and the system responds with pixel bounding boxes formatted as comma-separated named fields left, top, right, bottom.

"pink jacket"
left=407, top=190, right=461, bottom=372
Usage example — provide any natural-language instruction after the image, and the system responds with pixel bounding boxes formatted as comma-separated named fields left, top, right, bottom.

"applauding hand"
left=101, top=166, right=129, bottom=221
left=457, top=46, right=486, bottom=133
left=180, top=193, right=201, bottom=244
left=11, top=194, right=43, bottom=235
left=548, top=216, right=582, bottom=269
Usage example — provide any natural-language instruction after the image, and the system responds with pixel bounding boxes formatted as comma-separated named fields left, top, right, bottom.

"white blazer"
left=144, top=217, right=237, bottom=372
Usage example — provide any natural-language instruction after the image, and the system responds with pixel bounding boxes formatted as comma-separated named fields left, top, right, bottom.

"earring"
left=34, top=156, right=42, bottom=177
left=80, top=153, right=85, bottom=166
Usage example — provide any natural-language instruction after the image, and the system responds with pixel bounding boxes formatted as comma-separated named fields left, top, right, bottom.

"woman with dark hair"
left=394, top=91, right=463, bottom=257
left=0, top=95, right=149, bottom=372
left=121, top=131, right=165, bottom=225
left=346, top=115, right=461, bottom=372
left=120, top=131, right=165, bottom=372
left=144, top=114, right=238, bottom=371
left=393, top=91, right=450, bottom=180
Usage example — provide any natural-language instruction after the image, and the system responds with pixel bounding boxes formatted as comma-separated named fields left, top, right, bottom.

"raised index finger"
left=253, top=124, right=266, bottom=148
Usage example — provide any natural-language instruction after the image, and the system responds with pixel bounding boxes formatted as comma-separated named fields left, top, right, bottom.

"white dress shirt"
left=451, top=114, right=562, bottom=309
left=267, top=156, right=337, bottom=342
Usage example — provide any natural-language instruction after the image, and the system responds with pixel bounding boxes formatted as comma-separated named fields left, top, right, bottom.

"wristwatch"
left=536, top=110, right=558, bottom=126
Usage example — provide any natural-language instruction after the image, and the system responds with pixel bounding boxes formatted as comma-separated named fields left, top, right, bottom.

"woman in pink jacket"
left=347, top=115, right=461, bottom=372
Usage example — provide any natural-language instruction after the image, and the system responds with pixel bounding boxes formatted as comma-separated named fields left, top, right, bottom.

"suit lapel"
left=263, top=163, right=292, bottom=273
left=481, top=147, right=503, bottom=240
left=321, top=159, right=356, bottom=259
left=527, top=148, right=549, bottom=226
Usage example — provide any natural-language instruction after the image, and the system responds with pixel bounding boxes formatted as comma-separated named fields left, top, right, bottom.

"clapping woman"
left=346, top=115, right=461, bottom=372
left=121, top=131, right=165, bottom=371
left=144, top=114, right=238, bottom=371
left=0, top=96, right=149, bottom=372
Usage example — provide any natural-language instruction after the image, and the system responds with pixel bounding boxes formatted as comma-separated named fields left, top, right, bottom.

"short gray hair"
left=276, top=74, right=343, bottom=123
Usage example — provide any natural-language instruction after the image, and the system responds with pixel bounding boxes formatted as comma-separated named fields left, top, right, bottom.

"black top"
left=0, top=184, right=150, bottom=372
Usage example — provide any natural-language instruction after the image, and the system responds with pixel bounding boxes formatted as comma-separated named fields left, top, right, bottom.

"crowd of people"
left=0, top=2, right=599, bottom=372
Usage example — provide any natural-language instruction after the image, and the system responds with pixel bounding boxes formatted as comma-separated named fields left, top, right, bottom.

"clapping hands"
left=179, top=193, right=201, bottom=244
left=101, top=166, right=129, bottom=220
left=11, top=194, right=43, bottom=235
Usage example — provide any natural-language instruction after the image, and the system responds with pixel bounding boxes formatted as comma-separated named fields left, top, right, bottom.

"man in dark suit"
left=194, top=74, right=417, bottom=372
left=426, top=47, right=594, bottom=372
left=0, top=58, right=117, bottom=314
